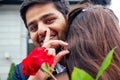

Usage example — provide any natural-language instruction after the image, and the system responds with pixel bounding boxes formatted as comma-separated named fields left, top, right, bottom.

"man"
left=12, top=0, right=70, bottom=80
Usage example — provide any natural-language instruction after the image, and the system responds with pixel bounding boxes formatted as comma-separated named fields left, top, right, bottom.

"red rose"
left=22, top=47, right=55, bottom=75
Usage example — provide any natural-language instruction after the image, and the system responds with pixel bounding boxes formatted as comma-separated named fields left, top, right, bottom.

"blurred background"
left=0, top=0, right=119, bottom=80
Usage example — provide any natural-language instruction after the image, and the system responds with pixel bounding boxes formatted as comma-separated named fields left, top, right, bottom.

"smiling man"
left=26, top=3, right=68, bottom=47
left=12, top=0, right=70, bottom=80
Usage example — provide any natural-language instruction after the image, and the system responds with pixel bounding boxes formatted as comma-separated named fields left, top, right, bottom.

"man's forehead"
left=27, top=13, right=55, bottom=26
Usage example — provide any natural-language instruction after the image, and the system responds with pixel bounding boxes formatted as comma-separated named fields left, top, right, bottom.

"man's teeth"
left=50, top=35, right=55, bottom=39
left=50, top=36, right=53, bottom=39
left=39, top=35, right=56, bottom=46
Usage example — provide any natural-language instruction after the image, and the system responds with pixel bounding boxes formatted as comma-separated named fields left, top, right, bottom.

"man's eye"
left=45, top=18, right=56, bottom=24
left=28, top=25, right=38, bottom=32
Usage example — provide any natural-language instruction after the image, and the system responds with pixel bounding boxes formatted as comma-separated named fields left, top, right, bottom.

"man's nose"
left=37, top=23, right=48, bottom=35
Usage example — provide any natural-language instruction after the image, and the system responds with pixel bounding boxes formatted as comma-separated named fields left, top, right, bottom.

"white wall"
left=109, top=0, right=120, bottom=24
left=0, top=5, right=27, bottom=80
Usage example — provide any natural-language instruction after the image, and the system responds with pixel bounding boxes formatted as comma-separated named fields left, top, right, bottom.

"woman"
left=65, top=5, right=120, bottom=80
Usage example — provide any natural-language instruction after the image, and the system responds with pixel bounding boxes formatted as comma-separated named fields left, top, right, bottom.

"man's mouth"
left=38, top=33, right=57, bottom=46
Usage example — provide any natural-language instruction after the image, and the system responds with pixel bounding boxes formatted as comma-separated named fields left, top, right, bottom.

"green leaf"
left=96, top=48, right=115, bottom=80
left=41, top=62, right=54, bottom=72
left=7, top=63, right=15, bottom=80
left=41, top=63, right=57, bottom=80
left=71, top=67, right=94, bottom=80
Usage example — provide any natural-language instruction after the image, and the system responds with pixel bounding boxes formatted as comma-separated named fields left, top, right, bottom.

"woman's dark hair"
left=66, top=5, right=120, bottom=80
left=20, top=0, right=69, bottom=28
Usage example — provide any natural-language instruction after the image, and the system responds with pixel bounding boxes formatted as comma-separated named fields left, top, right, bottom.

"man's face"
left=26, top=3, right=68, bottom=46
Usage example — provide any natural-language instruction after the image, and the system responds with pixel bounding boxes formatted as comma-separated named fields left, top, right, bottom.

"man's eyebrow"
left=27, top=21, right=34, bottom=27
left=40, top=13, right=55, bottom=20
left=27, top=13, right=55, bottom=27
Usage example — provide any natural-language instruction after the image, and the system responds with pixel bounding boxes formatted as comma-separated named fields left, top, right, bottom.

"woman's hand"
left=42, top=29, right=69, bottom=68
left=28, top=48, right=69, bottom=80
left=28, top=69, right=49, bottom=80
left=28, top=29, right=69, bottom=80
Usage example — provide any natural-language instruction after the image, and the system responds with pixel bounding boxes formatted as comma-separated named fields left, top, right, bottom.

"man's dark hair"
left=20, top=0, right=69, bottom=28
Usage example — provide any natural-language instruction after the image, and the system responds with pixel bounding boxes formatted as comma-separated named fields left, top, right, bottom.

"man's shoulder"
left=12, top=63, right=29, bottom=80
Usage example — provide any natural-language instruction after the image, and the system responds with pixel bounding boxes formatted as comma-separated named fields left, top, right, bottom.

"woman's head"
left=66, top=5, right=120, bottom=79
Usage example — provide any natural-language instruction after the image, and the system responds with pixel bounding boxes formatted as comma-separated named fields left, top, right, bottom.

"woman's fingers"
left=42, top=40, right=68, bottom=48
left=42, top=28, right=68, bottom=49
left=41, top=29, right=69, bottom=68
left=44, top=29, right=50, bottom=44
left=28, top=69, right=49, bottom=80
left=47, top=48, right=69, bottom=68
left=52, top=50, right=69, bottom=68
left=47, top=48, right=56, bottom=56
